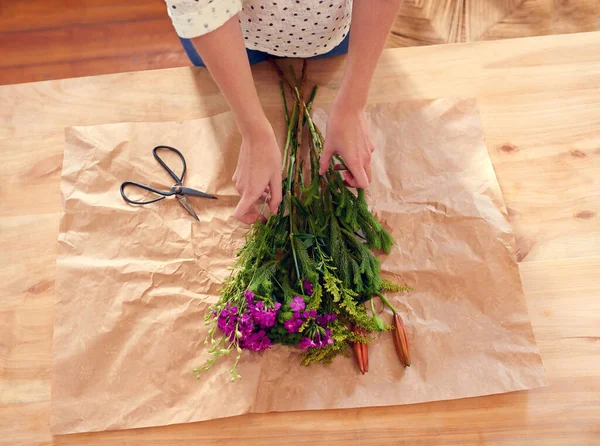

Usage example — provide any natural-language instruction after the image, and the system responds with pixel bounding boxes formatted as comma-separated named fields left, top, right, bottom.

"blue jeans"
left=179, top=33, right=350, bottom=66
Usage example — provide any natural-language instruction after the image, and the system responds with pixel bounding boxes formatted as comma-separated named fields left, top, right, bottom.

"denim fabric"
left=179, top=32, right=350, bottom=67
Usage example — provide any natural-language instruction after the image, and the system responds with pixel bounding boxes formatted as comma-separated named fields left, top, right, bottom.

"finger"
left=365, top=161, right=372, bottom=183
left=344, top=157, right=370, bottom=189
left=234, top=191, right=263, bottom=224
left=260, top=185, right=271, bottom=201
left=343, top=170, right=355, bottom=186
left=343, top=170, right=362, bottom=189
left=319, top=141, right=335, bottom=175
left=353, top=168, right=370, bottom=188
left=234, top=204, right=261, bottom=225
left=269, top=173, right=283, bottom=214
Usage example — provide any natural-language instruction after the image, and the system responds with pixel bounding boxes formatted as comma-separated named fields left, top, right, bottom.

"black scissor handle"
left=153, top=145, right=187, bottom=185
left=120, top=181, right=172, bottom=205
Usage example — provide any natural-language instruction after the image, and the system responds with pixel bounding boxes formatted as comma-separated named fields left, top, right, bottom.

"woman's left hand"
left=319, top=96, right=375, bottom=189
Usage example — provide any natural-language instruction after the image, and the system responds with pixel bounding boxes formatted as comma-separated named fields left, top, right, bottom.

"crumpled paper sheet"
left=52, top=98, right=547, bottom=435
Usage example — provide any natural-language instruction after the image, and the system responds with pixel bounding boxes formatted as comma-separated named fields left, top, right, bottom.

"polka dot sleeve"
left=165, top=0, right=243, bottom=39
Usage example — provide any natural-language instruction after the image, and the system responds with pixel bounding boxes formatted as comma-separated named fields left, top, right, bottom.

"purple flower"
left=290, top=296, right=306, bottom=312
left=284, top=317, right=303, bottom=333
left=216, top=304, right=240, bottom=340
left=299, top=328, right=335, bottom=349
left=303, top=280, right=314, bottom=296
left=298, top=337, right=315, bottom=349
left=244, top=289, right=255, bottom=304
left=239, top=313, right=253, bottom=337
left=240, top=330, right=272, bottom=351
left=284, top=319, right=300, bottom=333
left=308, top=309, right=317, bottom=318
left=261, top=311, right=277, bottom=328
left=248, top=300, right=281, bottom=329
left=316, top=313, right=337, bottom=326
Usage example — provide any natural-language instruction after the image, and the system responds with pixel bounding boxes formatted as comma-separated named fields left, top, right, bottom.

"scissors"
left=120, top=145, right=216, bottom=221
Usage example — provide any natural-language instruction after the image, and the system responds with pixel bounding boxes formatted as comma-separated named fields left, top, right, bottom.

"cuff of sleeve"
left=168, top=0, right=243, bottom=39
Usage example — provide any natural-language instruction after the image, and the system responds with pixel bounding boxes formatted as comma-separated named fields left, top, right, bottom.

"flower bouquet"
left=195, top=62, right=411, bottom=381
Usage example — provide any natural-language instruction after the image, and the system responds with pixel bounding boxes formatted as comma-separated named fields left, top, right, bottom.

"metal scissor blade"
left=179, top=186, right=218, bottom=200
left=176, top=195, right=200, bottom=221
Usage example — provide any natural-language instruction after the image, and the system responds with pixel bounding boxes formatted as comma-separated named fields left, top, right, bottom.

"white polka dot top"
left=165, top=0, right=352, bottom=58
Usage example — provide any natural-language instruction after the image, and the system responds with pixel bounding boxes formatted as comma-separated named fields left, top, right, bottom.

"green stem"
left=282, top=100, right=298, bottom=173
left=376, top=291, right=397, bottom=315
left=303, top=108, right=323, bottom=154
left=307, top=85, right=318, bottom=110
left=280, top=81, right=289, bottom=127
left=303, top=85, right=319, bottom=126
left=288, top=65, right=298, bottom=85
left=288, top=192, right=302, bottom=286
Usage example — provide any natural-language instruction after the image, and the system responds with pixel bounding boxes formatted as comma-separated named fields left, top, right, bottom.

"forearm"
left=191, top=16, right=269, bottom=136
left=338, top=0, right=401, bottom=108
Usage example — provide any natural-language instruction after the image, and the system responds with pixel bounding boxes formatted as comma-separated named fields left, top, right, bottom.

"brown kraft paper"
left=52, top=98, right=547, bottom=434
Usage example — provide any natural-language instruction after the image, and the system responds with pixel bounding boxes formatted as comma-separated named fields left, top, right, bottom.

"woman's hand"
left=190, top=17, right=282, bottom=224
left=233, top=120, right=283, bottom=224
left=317, top=0, right=402, bottom=187
left=319, top=97, right=375, bottom=188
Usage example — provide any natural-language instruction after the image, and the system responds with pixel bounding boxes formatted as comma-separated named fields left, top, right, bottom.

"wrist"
left=238, top=115, right=275, bottom=148
left=236, top=111, right=272, bottom=140
left=333, top=85, right=368, bottom=112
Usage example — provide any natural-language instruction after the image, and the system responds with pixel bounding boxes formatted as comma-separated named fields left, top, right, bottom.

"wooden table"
left=1, top=32, right=599, bottom=445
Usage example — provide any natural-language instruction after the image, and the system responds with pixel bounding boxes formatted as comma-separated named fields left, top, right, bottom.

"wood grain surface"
left=2, top=0, right=600, bottom=85
left=1, top=32, right=599, bottom=445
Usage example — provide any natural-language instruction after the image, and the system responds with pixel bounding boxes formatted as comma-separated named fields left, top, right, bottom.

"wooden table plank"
left=1, top=32, right=599, bottom=444
left=2, top=31, right=599, bottom=140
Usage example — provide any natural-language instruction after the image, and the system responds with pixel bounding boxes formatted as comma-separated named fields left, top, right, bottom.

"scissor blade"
left=179, top=186, right=218, bottom=200
left=176, top=195, right=200, bottom=221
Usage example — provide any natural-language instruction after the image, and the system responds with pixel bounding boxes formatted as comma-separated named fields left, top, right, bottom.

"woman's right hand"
left=232, top=120, right=283, bottom=224
left=188, top=16, right=282, bottom=223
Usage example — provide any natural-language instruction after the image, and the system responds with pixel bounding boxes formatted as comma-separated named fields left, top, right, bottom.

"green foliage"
left=270, top=324, right=303, bottom=346
left=301, top=320, right=351, bottom=365
left=306, top=283, right=323, bottom=311
left=249, top=261, right=277, bottom=297
left=323, top=271, right=342, bottom=303
left=381, top=279, right=412, bottom=293
left=196, top=65, right=411, bottom=379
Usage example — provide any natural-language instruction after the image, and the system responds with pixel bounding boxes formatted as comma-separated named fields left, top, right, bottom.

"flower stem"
left=282, top=100, right=298, bottom=173
left=280, top=81, right=289, bottom=127
left=376, top=291, right=398, bottom=315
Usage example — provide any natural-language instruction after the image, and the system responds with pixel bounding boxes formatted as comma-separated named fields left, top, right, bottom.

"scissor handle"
left=153, top=145, right=186, bottom=185
left=120, top=181, right=173, bottom=205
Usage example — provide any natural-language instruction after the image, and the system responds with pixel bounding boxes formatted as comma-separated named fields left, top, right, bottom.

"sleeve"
left=164, top=0, right=243, bottom=39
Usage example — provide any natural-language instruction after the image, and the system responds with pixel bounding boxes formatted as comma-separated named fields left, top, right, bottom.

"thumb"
left=319, top=140, right=334, bottom=175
